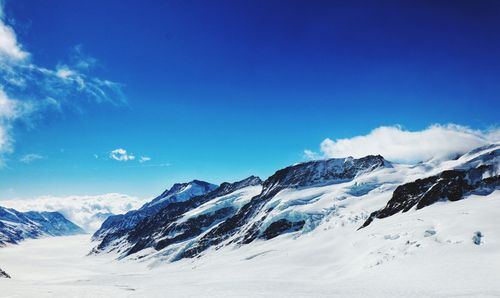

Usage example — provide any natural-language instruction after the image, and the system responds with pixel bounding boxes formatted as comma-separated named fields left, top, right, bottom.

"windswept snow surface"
left=1, top=146, right=499, bottom=297
left=1, top=191, right=499, bottom=297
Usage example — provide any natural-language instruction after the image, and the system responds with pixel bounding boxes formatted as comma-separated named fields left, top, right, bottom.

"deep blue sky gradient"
left=1, top=0, right=499, bottom=198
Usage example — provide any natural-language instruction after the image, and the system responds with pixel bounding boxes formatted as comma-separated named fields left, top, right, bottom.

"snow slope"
left=0, top=191, right=498, bottom=297
left=92, top=155, right=391, bottom=261
left=92, top=180, right=217, bottom=243
left=91, top=176, right=263, bottom=258
left=1, top=144, right=499, bottom=297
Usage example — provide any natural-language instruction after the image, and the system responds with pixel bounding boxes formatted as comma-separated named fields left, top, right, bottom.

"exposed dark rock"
left=176, top=195, right=267, bottom=260
left=93, top=176, right=262, bottom=256
left=92, top=180, right=218, bottom=251
left=90, top=144, right=500, bottom=264
left=473, top=231, right=483, bottom=245
left=179, top=155, right=390, bottom=260
left=261, top=219, right=306, bottom=240
left=260, top=155, right=390, bottom=198
left=0, top=267, right=10, bottom=278
left=361, top=165, right=500, bottom=229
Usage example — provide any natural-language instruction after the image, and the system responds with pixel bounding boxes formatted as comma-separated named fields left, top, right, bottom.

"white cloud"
left=55, top=65, right=77, bottom=79
left=305, top=124, right=500, bottom=164
left=0, top=193, right=147, bottom=232
left=0, top=2, right=125, bottom=166
left=139, top=156, right=151, bottom=163
left=0, top=124, right=11, bottom=165
left=126, top=162, right=171, bottom=168
left=0, top=88, right=34, bottom=165
left=0, top=88, right=20, bottom=119
left=19, top=153, right=43, bottom=164
left=303, top=149, right=321, bottom=160
left=0, top=8, right=29, bottom=61
left=110, top=148, right=135, bottom=161
left=70, top=44, right=97, bottom=70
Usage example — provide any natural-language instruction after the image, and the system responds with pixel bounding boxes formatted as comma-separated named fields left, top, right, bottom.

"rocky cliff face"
left=91, top=144, right=500, bottom=265
left=123, top=176, right=263, bottom=256
left=91, top=156, right=391, bottom=261
left=92, top=180, right=218, bottom=247
left=361, top=147, right=499, bottom=228
left=177, top=155, right=390, bottom=260
left=260, top=155, right=390, bottom=198
left=91, top=177, right=261, bottom=255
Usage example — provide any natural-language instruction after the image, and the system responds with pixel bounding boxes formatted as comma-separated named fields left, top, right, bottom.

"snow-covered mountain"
left=0, top=207, right=84, bottom=246
left=91, top=155, right=393, bottom=260
left=92, top=180, right=218, bottom=248
left=95, top=176, right=263, bottom=256
left=91, top=144, right=500, bottom=266
left=2, top=144, right=500, bottom=297
left=362, top=144, right=499, bottom=228
left=0, top=193, right=148, bottom=233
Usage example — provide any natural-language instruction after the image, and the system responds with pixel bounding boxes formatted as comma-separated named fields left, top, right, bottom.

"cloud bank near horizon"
left=305, top=124, right=500, bottom=164
left=0, top=193, right=148, bottom=232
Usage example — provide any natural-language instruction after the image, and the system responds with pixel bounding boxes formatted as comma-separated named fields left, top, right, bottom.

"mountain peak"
left=148, top=180, right=218, bottom=208
left=92, top=180, right=218, bottom=245
left=261, top=155, right=390, bottom=197
left=216, top=176, right=262, bottom=194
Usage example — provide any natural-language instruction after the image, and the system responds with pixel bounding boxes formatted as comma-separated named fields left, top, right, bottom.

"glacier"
left=0, top=143, right=499, bottom=297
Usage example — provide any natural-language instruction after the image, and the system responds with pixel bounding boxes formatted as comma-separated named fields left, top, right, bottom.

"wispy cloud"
left=126, top=162, right=171, bottom=168
left=19, top=153, right=43, bottom=164
left=139, top=156, right=151, bottom=163
left=303, top=149, right=321, bottom=160
left=109, top=148, right=135, bottom=161
left=305, top=124, right=500, bottom=164
left=0, top=2, right=125, bottom=166
left=0, top=88, right=34, bottom=165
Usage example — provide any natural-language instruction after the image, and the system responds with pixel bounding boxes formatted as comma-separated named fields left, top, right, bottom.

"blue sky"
left=0, top=0, right=499, bottom=199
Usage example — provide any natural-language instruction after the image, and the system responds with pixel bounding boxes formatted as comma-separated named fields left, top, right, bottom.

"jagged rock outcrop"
left=177, top=155, right=390, bottom=260
left=92, top=178, right=265, bottom=254
left=261, top=219, right=306, bottom=240
left=90, top=144, right=500, bottom=265
left=92, top=180, right=218, bottom=247
left=123, top=176, right=263, bottom=256
left=361, top=148, right=500, bottom=228
left=0, top=267, right=10, bottom=278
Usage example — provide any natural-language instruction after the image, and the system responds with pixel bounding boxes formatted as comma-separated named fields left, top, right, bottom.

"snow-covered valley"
left=1, top=144, right=499, bottom=297
left=1, top=190, right=499, bottom=297
left=1, top=0, right=500, bottom=295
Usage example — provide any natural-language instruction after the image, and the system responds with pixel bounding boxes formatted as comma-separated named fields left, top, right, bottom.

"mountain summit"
left=91, top=155, right=391, bottom=260
left=92, top=180, right=218, bottom=250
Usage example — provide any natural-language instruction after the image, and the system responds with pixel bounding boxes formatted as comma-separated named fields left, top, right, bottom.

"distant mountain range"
left=90, top=143, right=499, bottom=263
left=0, top=207, right=84, bottom=247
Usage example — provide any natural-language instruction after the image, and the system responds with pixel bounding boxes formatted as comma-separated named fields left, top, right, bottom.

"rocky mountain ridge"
left=0, top=207, right=84, bottom=247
